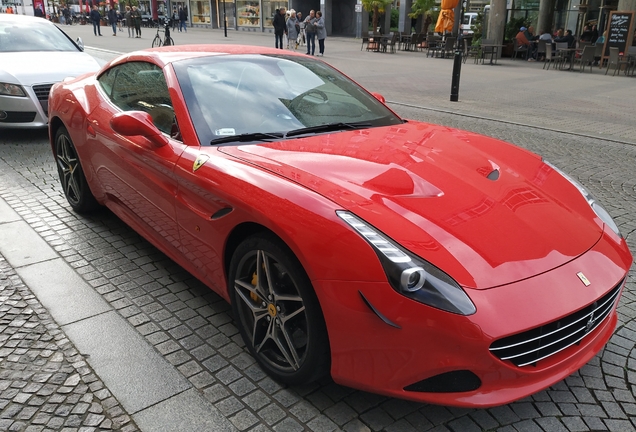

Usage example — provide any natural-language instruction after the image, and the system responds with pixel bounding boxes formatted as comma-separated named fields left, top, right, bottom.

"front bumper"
left=314, top=229, right=632, bottom=407
left=0, top=83, right=52, bottom=128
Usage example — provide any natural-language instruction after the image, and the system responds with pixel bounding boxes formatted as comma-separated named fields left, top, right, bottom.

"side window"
left=98, top=61, right=180, bottom=139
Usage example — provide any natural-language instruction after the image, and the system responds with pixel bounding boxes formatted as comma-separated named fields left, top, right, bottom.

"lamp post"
left=223, top=0, right=227, bottom=37
left=450, top=1, right=466, bottom=102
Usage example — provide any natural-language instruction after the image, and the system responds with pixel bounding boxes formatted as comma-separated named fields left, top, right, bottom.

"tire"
left=229, top=233, right=330, bottom=385
left=166, top=36, right=174, bottom=46
left=54, top=126, right=100, bottom=213
left=152, top=35, right=162, bottom=48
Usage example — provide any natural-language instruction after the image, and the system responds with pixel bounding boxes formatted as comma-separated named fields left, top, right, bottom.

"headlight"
left=544, top=161, right=621, bottom=237
left=0, top=83, right=27, bottom=97
left=337, top=211, right=476, bottom=316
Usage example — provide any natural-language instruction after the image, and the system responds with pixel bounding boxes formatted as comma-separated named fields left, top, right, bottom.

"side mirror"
left=371, top=92, right=386, bottom=104
left=76, top=37, right=84, bottom=51
left=110, top=111, right=168, bottom=148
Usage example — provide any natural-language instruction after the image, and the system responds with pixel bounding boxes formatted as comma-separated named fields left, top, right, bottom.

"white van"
left=461, top=12, right=478, bottom=35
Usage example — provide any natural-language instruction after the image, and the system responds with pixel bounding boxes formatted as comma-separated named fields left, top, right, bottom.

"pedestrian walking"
left=124, top=6, right=133, bottom=38
left=304, top=10, right=317, bottom=55
left=286, top=10, right=300, bottom=50
left=107, top=5, right=117, bottom=36
left=131, top=6, right=142, bottom=38
left=315, top=11, right=326, bottom=56
left=90, top=5, right=102, bottom=36
left=273, top=7, right=286, bottom=49
left=178, top=6, right=187, bottom=32
left=171, top=8, right=178, bottom=31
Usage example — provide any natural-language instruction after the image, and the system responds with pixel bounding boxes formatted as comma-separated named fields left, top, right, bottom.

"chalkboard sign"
left=603, top=11, right=635, bottom=58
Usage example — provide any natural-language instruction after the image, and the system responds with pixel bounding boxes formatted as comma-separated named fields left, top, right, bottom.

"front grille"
left=0, top=111, right=37, bottom=123
left=32, top=84, right=54, bottom=101
left=489, top=280, right=623, bottom=367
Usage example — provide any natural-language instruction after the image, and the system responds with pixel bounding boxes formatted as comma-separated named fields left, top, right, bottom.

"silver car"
left=0, top=14, right=101, bottom=128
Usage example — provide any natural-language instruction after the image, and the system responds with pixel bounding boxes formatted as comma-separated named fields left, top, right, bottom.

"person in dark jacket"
left=179, top=6, right=187, bottom=32
left=273, top=7, right=287, bottom=49
left=304, top=10, right=317, bottom=55
left=90, top=5, right=102, bottom=36
left=107, top=6, right=117, bottom=36
left=131, top=6, right=142, bottom=38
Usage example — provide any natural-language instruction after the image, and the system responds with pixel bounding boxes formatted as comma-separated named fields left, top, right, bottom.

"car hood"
left=0, top=51, right=100, bottom=86
left=218, top=121, right=603, bottom=289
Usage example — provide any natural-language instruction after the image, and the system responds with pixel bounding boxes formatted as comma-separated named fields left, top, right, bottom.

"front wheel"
left=152, top=35, right=162, bottom=48
left=229, top=234, right=330, bottom=385
left=54, top=126, right=100, bottom=213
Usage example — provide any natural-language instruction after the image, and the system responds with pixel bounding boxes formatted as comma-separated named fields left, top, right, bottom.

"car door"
left=89, top=61, right=187, bottom=258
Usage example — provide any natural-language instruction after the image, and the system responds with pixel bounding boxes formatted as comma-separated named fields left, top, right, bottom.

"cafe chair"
left=555, top=42, right=568, bottom=69
left=463, top=38, right=480, bottom=63
left=361, top=31, right=371, bottom=51
left=382, top=32, right=399, bottom=53
left=442, top=37, right=456, bottom=58
left=605, top=47, right=621, bottom=76
left=578, top=45, right=595, bottom=73
left=426, top=36, right=441, bottom=57
left=512, top=38, right=528, bottom=60
left=479, top=39, right=496, bottom=64
left=593, top=43, right=604, bottom=67
left=543, top=44, right=556, bottom=69
left=413, top=33, right=426, bottom=51
left=536, top=40, right=547, bottom=61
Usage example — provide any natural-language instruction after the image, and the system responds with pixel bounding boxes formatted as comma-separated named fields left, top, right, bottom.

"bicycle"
left=152, top=21, right=174, bottom=48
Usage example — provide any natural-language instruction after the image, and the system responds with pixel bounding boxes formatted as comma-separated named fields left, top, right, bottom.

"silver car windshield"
left=0, top=20, right=79, bottom=52
left=172, top=54, right=402, bottom=145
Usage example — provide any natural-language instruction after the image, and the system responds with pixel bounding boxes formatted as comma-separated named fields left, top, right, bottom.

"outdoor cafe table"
left=556, top=47, right=581, bottom=71
left=480, top=44, right=504, bottom=65
left=368, top=34, right=389, bottom=52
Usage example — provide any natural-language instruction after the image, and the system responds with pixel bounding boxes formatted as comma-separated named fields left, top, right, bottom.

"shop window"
left=263, top=1, right=286, bottom=27
left=217, top=0, right=236, bottom=28
left=190, top=0, right=211, bottom=24
left=237, top=0, right=259, bottom=27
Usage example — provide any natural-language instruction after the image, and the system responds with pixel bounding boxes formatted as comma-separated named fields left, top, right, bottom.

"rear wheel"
left=54, top=126, right=100, bottom=213
left=229, top=234, right=330, bottom=384
left=165, top=36, right=174, bottom=46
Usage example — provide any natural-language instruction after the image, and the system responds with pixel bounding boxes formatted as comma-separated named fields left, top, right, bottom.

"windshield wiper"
left=284, top=122, right=373, bottom=138
left=210, top=132, right=284, bottom=145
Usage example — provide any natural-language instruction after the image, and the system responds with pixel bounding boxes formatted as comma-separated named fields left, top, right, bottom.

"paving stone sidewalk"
left=0, top=255, right=139, bottom=432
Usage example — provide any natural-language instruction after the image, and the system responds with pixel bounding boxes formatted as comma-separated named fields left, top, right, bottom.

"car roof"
left=0, top=14, right=52, bottom=24
left=112, top=44, right=306, bottom=69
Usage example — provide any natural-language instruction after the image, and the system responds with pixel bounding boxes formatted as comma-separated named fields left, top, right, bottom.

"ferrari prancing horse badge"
left=193, top=154, right=210, bottom=172
left=577, top=272, right=591, bottom=286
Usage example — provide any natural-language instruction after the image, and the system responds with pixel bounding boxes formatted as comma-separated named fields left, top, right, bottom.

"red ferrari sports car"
left=48, top=45, right=632, bottom=407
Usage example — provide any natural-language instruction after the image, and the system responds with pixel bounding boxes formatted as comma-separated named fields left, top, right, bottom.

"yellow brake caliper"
left=250, top=272, right=260, bottom=302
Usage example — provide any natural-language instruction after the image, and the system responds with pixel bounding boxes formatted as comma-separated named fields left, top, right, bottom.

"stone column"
left=322, top=0, right=332, bottom=35
left=618, top=0, right=636, bottom=11
left=487, top=0, right=507, bottom=47
left=537, top=0, right=556, bottom=34
left=384, top=7, right=391, bottom=33
left=399, top=0, right=413, bottom=33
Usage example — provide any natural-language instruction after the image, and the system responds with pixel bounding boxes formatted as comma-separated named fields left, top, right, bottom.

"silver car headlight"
left=544, top=161, right=621, bottom=237
left=337, top=211, right=476, bottom=316
left=0, top=83, right=27, bottom=97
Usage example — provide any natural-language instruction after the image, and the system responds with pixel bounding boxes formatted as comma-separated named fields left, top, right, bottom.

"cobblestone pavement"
left=0, top=95, right=635, bottom=432
left=0, top=253, right=139, bottom=432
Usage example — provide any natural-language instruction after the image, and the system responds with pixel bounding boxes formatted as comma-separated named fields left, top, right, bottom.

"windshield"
left=172, top=54, right=402, bottom=145
left=0, top=19, right=79, bottom=52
